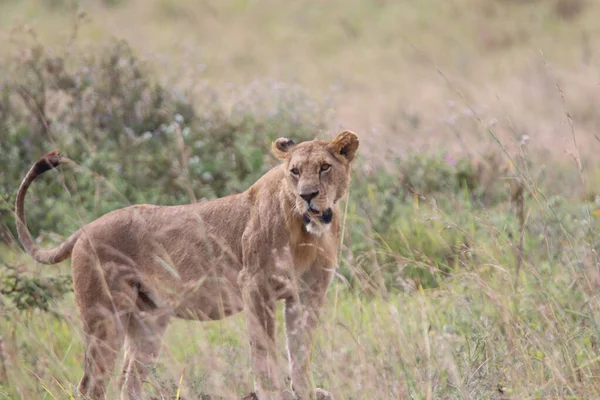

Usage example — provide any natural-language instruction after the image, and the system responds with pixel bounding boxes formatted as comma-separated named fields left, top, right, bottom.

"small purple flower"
left=444, top=155, right=457, bottom=167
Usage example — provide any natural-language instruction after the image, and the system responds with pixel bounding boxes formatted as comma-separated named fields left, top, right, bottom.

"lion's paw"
left=316, top=388, right=333, bottom=400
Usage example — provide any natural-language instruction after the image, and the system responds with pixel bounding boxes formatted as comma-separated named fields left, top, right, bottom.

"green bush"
left=0, top=35, right=525, bottom=291
left=0, top=261, right=71, bottom=313
left=342, top=151, right=516, bottom=290
left=0, top=39, right=328, bottom=241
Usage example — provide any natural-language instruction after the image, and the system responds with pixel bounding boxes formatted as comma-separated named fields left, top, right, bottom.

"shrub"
left=0, top=261, right=71, bottom=313
left=0, top=32, right=519, bottom=293
left=0, top=38, right=329, bottom=242
left=342, top=151, right=515, bottom=290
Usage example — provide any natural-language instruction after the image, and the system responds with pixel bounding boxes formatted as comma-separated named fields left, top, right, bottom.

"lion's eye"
left=290, top=168, right=300, bottom=176
left=320, top=164, right=331, bottom=172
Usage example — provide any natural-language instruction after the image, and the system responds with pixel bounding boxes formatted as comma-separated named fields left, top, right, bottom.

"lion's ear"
left=272, top=137, right=296, bottom=159
left=329, top=130, right=359, bottom=162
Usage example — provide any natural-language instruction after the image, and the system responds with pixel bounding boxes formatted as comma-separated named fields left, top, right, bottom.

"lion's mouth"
left=303, top=207, right=333, bottom=225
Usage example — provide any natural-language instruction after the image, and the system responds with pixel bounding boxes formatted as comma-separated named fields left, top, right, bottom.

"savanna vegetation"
left=1, top=0, right=600, bottom=398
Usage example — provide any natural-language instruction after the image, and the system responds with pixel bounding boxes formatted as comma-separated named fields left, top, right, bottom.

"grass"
left=2, top=0, right=600, bottom=399
left=3, top=186, right=600, bottom=398
left=2, top=262, right=600, bottom=399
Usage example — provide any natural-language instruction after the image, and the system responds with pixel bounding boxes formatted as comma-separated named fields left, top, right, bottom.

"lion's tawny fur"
left=15, top=131, right=359, bottom=400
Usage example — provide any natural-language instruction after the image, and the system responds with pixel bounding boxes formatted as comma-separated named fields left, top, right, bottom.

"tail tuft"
left=33, top=150, right=62, bottom=175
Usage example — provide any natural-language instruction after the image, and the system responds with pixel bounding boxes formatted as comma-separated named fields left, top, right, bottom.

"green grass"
left=3, top=184, right=600, bottom=398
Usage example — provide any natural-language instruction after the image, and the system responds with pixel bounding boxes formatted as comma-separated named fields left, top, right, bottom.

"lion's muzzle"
left=303, top=207, right=333, bottom=225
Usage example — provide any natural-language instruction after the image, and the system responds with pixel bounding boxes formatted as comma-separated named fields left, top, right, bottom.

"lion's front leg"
left=284, top=266, right=334, bottom=400
left=241, top=275, right=283, bottom=399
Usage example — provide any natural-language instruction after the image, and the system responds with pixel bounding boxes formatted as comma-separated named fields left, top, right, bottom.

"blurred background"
left=1, top=1, right=600, bottom=399
left=3, top=0, right=600, bottom=157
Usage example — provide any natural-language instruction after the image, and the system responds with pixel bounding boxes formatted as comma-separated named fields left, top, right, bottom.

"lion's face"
left=272, top=131, right=359, bottom=235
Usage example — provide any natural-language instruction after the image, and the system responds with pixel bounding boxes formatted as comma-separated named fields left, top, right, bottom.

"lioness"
left=15, top=130, right=359, bottom=400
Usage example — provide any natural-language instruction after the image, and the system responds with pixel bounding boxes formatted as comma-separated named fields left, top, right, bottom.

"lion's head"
left=272, top=130, right=359, bottom=235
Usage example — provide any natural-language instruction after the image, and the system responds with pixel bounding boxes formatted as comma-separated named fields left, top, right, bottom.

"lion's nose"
left=300, top=191, right=319, bottom=203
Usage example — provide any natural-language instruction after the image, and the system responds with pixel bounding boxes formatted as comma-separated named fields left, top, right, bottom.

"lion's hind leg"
left=78, top=307, right=125, bottom=399
left=119, top=310, right=170, bottom=400
left=73, top=255, right=138, bottom=399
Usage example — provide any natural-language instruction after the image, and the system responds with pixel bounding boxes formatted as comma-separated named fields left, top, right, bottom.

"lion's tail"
left=15, top=151, right=80, bottom=264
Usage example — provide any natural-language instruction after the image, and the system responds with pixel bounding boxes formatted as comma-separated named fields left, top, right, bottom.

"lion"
left=15, top=130, right=359, bottom=400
